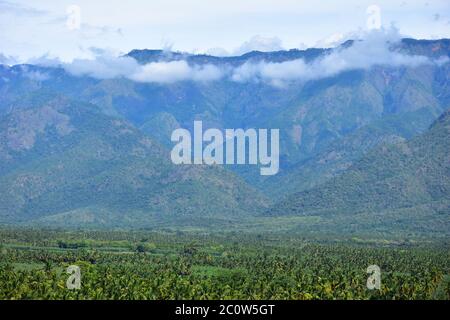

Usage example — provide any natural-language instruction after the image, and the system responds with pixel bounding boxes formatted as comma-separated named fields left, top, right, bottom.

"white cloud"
left=0, top=53, right=17, bottom=65
left=130, top=60, right=223, bottom=83
left=0, top=0, right=48, bottom=17
left=2, top=1, right=450, bottom=62
left=231, top=28, right=446, bottom=85
left=37, top=48, right=224, bottom=84
left=233, top=35, right=284, bottom=55
left=314, top=33, right=347, bottom=48
left=27, top=27, right=448, bottom=86
left=64, top=55, right=139, bottom=79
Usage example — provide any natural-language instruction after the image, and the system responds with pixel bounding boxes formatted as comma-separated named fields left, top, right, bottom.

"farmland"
left=0, top=229, right=448, bottom=300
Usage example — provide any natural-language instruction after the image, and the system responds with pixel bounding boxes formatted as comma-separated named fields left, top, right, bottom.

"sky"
left=0, top=0, right=449, bottom=62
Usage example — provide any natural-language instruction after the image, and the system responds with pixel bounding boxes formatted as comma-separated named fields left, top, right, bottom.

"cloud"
left=76, top=24, right=124, bottom=40
left=64, top=55, right=139, bottom=79
left=28, top=27, right=448, bottom=86
left=206, top=35, right=285, bottom=57
left=130, top=61, right=223, bottom=83
left=37, top=48, right=224, bottom=84
left=0, top=53, right=17, bottom=65
left=0, top=0, right=48, bottom=17
left=0, top=1, right=124, bottom=65
left=314, top=33, right=347, bottom=48
left=233, top=35, right=284, bottom=55
left=231, top=27, right=446, bottom=86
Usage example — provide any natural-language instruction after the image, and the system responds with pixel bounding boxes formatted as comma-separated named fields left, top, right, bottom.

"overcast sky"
left=0, top=0, right=449, bottom=62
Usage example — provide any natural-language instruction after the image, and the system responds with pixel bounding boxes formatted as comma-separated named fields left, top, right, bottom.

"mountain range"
left=0, top=38, right=448, bottom=236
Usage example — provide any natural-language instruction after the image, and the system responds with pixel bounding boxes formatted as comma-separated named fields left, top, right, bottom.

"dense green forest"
left=0, top=228, right=448, bottom=300
left=270, top=110, right=450, bottom=225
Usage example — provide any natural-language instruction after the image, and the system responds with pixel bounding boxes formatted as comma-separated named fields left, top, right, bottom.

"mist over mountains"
left=0, top=33, right=449, bottom=236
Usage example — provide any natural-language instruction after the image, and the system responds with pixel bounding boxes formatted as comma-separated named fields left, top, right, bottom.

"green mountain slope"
left=267, top=110, right=450, bottom=234
left=263, top=107, right=443, bottom=199
left=0, top=94, right=268, bottom=227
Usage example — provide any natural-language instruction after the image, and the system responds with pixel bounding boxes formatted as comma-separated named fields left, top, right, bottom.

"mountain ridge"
left=125, top=38, right=450, bottom=65
left=0, top=37, right=449, bottom=235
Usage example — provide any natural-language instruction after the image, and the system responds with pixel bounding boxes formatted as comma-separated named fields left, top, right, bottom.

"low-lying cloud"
left=130, top=60, right=223, bottom=83
left=231, top=28, right=449, bottom=86
left=56, top=50, right=224, bottom=83
left=64, top=55, right=138, bottom=79
left=28, top=28, right=449, bottom=86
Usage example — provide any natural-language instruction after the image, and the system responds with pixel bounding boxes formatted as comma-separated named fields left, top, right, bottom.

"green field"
left=0, top=228, right=449, bottom=300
